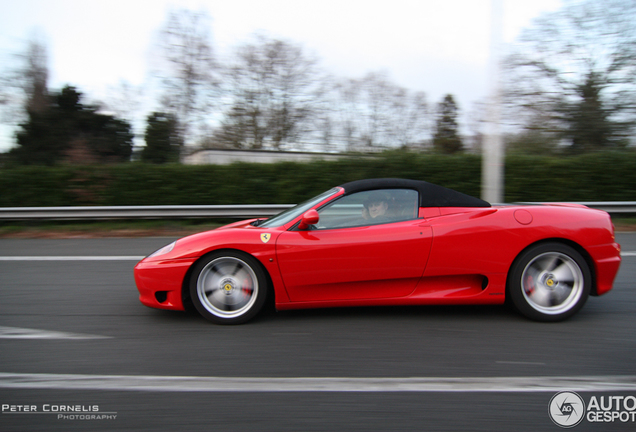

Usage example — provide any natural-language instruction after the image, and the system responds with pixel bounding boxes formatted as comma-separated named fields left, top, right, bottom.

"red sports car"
left=134, top=178, right=621, bottom=324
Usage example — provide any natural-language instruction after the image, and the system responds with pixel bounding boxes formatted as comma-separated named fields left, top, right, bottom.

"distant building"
left=182, top=148, right=349, bottom=165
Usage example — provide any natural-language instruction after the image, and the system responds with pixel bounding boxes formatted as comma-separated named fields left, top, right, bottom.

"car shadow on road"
left=258, top=304, right=521, bottom=324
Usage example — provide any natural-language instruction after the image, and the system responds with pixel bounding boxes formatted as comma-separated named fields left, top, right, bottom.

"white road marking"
left=0, top=373, right=635, bottom=393
left=622, top=252, right=636, bottom=257
left=0, top=256, right=144, bottom=261
left=0, top=326, right=111, bottom=340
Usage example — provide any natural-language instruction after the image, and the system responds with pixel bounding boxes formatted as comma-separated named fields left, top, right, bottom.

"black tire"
left=189, top=251, right=268, bottom=325
left=508, top=242, right=591, bottom=322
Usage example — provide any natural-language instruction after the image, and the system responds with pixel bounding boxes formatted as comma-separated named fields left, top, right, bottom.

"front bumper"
left=134, top=257, right=197, bottom=310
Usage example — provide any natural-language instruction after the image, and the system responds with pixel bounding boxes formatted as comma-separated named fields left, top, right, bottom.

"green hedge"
left=505, top=152, right=636, bottom=202
left=1, top=151, right=635, bottom=207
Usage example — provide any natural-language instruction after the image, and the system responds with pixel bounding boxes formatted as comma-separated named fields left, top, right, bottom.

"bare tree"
left=0, top=35, right=49, bottom=125
left=214, top=35, right=323, bottom=150
left=387, top=88, right=429, bottom=148
left=327, top=72, right=429, bottom=151
left=465, top=100, right=488, bottom=153
left=0, top=75, right=10, bottom=112
left=329, top=77, right=364, bottom=151
left=22, top=38, right=49, bottom=114
left=99, top=80, right=145, bottom=146
left=359, top=72, right=396, bottom=148
left=155, top=9, right=217, bottom=145
left=504, top=0, right=636, bottom=151
left=102, top=80, right=144, bottom=123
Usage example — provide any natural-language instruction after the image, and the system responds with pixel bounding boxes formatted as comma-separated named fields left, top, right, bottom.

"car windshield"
left=258, top=188, right=340, bottom=228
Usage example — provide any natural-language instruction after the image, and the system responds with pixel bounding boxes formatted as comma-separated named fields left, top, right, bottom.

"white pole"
left=482, top=0, right=504, bottom=204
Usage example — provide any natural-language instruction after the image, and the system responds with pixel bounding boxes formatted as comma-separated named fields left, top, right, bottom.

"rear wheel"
left=190, top=251, right=267, bottom=324
left=508, top=243, right=591, bottom=322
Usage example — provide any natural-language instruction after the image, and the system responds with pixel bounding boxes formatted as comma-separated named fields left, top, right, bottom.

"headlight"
left=148, top=241, right=176, bottom=258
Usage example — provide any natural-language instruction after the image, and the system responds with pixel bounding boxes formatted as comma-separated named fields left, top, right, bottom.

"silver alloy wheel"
left=520, top=251, right=584, bottom=315
left=196, top=256, right=259, bottom=319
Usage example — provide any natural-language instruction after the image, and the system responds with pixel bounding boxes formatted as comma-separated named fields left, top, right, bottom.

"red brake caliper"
left=241, top=278, right=252, bottom=300
left=524, top=275, right=535, bottom=295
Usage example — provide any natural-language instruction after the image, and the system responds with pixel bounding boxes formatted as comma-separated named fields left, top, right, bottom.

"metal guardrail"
left=0, top=202, right=634, bottom=221
left=0, top=204, right=295, bottom=220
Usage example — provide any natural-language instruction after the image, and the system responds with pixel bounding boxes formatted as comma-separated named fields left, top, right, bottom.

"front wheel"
left=189, top=251, right=268, bottom=324
left=508, top=243, right=591, bottom=322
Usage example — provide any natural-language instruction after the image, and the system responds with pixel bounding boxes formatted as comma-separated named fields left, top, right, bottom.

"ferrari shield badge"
left=260, top=233, right=271, bottom=243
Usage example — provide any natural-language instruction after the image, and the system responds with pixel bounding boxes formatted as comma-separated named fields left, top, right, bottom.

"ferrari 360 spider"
left=134, top=178, right=621, bottom=324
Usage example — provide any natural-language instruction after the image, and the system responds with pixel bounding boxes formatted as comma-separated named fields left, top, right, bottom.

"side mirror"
left=297, top=209, right=319, bottom=230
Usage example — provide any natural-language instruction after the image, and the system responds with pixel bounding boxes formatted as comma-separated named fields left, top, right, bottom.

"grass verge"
left=0, top=219, right=226, bottom=238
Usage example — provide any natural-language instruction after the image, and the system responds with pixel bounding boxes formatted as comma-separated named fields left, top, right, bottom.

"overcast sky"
left=0, top=0, right=564, bottom=151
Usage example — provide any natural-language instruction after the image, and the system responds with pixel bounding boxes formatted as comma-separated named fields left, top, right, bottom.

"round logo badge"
left=549, top=391, right=585, bottom=428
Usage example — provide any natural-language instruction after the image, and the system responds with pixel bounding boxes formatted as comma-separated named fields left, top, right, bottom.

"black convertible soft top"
left=339, top=178, right=491, bottom=208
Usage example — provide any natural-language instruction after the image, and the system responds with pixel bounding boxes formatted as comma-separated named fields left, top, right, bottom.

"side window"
left=316, top=189, right=418, bottom=229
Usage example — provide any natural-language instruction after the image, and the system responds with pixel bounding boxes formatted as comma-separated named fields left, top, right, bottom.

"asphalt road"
left=1, top=234, right=635, bottom=431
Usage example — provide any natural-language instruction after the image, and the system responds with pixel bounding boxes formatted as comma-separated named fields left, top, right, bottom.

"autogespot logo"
left=549, top=391, right=585, bottom=428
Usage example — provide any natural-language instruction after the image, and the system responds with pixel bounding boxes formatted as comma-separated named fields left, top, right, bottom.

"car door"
left=275, top=189, right=432, bottom=302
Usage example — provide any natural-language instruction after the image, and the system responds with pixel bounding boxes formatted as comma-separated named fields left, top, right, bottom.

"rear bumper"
left=134, top=257, right=196, bottom=310
left=587, top=242, right=621, bottom=296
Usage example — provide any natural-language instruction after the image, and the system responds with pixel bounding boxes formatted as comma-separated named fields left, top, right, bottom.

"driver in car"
left=362, top=192, right=390, bottom=221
